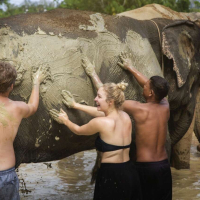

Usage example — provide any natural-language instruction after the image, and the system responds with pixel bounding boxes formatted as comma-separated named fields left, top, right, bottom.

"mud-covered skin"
left=61, top=90, right=76, bottom=109
left=0, top=8, right=199, bottom=168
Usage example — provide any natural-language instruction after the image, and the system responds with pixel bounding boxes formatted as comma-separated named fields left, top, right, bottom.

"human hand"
left=58, top=109, right=69, bottom=123
left=82, top=57, right=96, bottom=77
left=49, top=109, right=64, bottom=124
left=62, top=90, right=76, bottom=108
left=32, top=64, right=51, bottom=85
left=118, top=51, right=133, bottom=70
left=49, top=109, right=69, bottom=124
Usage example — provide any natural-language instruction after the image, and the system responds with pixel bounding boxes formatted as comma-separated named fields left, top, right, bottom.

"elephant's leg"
left=171, top=109, right=196, bottom=169
left=194, top=88, right=200, bottom=151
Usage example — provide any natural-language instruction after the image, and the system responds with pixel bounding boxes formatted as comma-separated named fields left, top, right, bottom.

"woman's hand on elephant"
left=58, top=109, right=69, bottom=124
left=50, top=108, right=69, bottom=124
left=118, top=51, right=133, bottom=70
left=62, top=90, right=76, bottom=108
left=32, top=64, right=51, bottom=85
left=49, top=109, right=64, bottom=124
left=81, top=57, right=96, bottom=77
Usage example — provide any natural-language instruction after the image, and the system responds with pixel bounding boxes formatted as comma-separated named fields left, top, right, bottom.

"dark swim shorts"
left=0, top=167, right=20, bottom=200
left=135, top=159, right=172, bottom=200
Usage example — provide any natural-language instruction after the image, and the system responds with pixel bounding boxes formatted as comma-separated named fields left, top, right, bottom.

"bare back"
left=98, top=110, right=132, bottom=163
left=0, top=98, right=28, bottom=170
left=124, top=99, right=169, bottom=162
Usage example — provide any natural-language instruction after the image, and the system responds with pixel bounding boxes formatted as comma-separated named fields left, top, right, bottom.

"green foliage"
left=0, top=0, right=57, bottom=18
left=176, top=0, right=190, bottom=12
left=0, top=0, right=199, bottom=19
left=59, top=0, right=192, bottom=15
left=0, top=0, right=8, bottom=5
left=194, top=0, right=200, bottom=8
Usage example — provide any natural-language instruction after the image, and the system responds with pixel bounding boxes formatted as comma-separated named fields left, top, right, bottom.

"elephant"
left=0, top=6, right=199, bottom=169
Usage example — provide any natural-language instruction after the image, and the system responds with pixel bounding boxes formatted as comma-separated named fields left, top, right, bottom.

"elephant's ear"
left=162, top=21, right=197, bottom=88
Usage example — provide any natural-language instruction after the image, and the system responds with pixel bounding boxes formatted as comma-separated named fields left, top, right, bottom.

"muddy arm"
left=62, top=90, right=105, bottom=117
left=73, top=103, right=105, bottom=117
left=118, top=52, right=148, bottom=88
left=82, top=57, right=103, bottom=91
left=50, top=109, right=101, bottom=135
left=21, top=65, right=50, bottom=118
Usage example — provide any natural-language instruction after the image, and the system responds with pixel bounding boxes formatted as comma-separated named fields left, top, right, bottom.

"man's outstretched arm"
left=19, top=66, right=50, bottom=118
left=118, top=52, right=148, bottom=88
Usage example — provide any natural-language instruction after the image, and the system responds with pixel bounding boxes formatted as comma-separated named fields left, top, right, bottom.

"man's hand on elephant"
left=62, top=90, right=76, bottom=108
left=32, top=64, right=51, bottom=85
left=118, top=51, right=133, bottom=70
left=81, top=57, right=96, bottom=77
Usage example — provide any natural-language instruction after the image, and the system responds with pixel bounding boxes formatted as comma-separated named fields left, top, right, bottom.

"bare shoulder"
left=119, top=110, right=131, bottom=120
left=13, top=101, right=30, bottom=118
left=14, top=101, right=28, bottom=109
left=95, top=116, right=114, bottom=125
left=122, top=100, right=144, bottom=115
left=89, top=116, right=114, bottom=132
left=6, top=100, right=24, bottom=111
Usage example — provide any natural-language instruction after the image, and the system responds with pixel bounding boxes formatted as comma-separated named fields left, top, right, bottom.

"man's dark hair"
left=150, top=76, right=169, bottom=101
left=0, top=62, right=17, bottom=93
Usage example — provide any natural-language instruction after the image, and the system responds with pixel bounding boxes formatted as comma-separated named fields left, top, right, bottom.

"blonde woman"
left=50, top=82, right=142, bottom=200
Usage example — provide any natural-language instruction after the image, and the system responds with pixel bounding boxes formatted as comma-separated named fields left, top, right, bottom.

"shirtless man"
left=0, top=62, right=47, bottom=200
left=60, top=53, right=172, bottom=200
left=118, top=52, right=172, bottom=200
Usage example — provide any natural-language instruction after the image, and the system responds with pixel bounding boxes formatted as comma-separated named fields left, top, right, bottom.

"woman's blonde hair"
left=102, top=81, right=128, bottom=109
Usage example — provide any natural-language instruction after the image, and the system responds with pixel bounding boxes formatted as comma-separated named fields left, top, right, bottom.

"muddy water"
left=17, top=134, right=200, bottom=200
left=17, top=151, right=96, bottom=200
left=172, top=134, right=200, bottom=200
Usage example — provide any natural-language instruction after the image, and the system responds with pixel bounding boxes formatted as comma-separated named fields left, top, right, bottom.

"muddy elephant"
left=0, top=7, right=199, bottom=168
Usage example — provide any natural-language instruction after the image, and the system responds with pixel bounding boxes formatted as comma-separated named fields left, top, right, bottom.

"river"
left=17, top=134, right=200, bottom=200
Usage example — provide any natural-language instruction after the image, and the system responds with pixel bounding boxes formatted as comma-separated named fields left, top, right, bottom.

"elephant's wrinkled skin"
left=0, top=8, right=200, bottom=168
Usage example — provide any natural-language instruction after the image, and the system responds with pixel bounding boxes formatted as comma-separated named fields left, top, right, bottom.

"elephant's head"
left=162, top=20, right=200, bottom=146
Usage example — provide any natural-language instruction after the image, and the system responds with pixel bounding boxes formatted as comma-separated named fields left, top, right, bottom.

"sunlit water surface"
left=17, top=134, right=200, bottom=200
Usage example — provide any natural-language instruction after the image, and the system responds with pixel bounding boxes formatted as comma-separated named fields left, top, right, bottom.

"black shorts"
left=135, top=159, right=172, bottom=200
left=94, top=160, right=142, bottom=200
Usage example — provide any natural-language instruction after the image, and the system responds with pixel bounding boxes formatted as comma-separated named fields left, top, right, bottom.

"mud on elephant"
left=0, top=8, right=199, bottom=169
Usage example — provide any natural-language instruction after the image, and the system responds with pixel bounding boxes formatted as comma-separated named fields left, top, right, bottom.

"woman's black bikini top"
left=95, top=135, right=131, bottom=152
